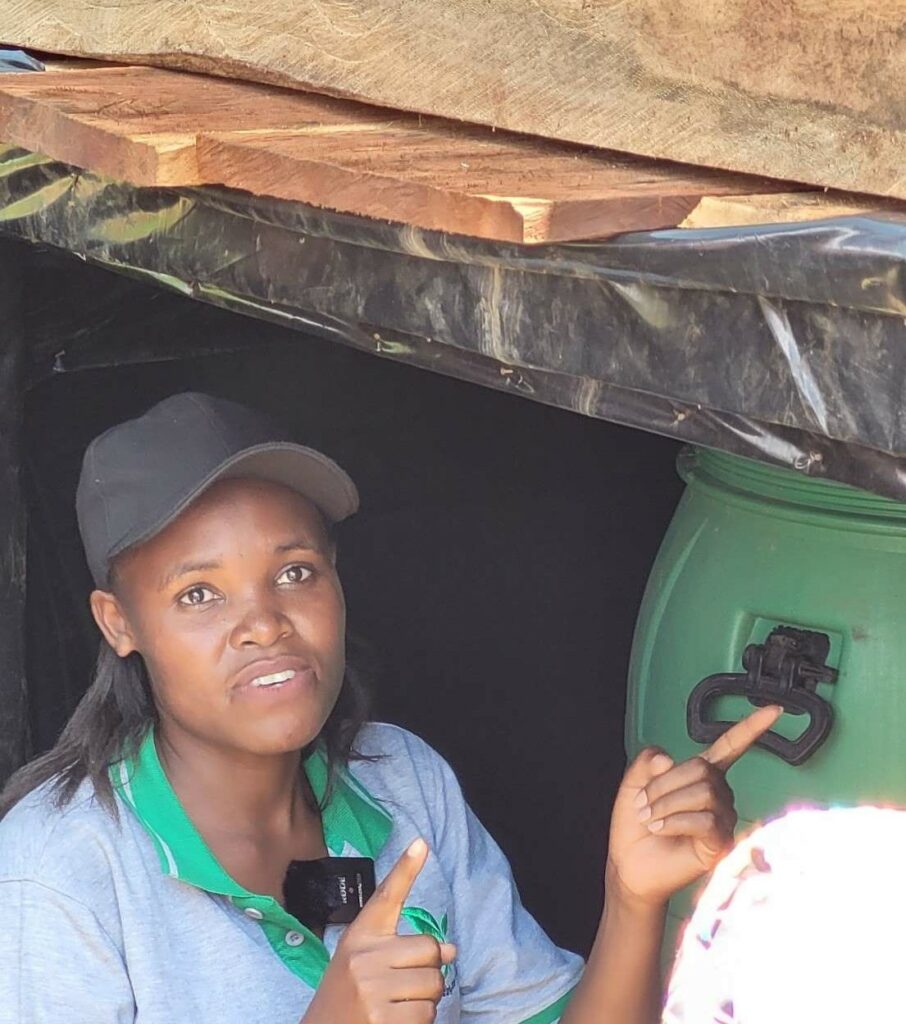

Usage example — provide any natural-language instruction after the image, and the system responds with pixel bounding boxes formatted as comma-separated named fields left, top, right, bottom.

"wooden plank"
left=0, top=66, right=810, bottom=244
left=194, top=128, right=784, bottom=244
left=5, top=1, right=906, bottom=200
left=680, top=193, right=900, bottom=230
left=0, top=66, right=372, bottom=186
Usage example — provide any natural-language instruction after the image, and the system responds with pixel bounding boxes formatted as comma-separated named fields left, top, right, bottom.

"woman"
left=0, top=391, right=779, bottom=1023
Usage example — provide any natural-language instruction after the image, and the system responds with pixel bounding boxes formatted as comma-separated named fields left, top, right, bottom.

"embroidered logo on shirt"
left=401, top=907, right=456, bottom=996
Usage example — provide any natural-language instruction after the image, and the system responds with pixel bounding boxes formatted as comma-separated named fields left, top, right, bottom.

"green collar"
left=112, top=729, right=392, bottom=891
left=110, top=729, right=392, bottom=988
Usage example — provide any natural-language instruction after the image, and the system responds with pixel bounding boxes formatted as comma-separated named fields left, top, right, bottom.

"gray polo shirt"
left=0, top=722, right=583, bottom=1023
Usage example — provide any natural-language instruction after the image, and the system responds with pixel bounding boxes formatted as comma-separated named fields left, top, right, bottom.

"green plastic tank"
left=627, top=446, right=906, bottom=947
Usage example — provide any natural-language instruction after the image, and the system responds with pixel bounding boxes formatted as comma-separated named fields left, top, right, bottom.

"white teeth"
left=250, top=670, right=296, bottom=688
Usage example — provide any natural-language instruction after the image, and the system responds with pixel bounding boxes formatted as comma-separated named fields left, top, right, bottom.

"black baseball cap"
left=76, top=392, right=360, bottom=587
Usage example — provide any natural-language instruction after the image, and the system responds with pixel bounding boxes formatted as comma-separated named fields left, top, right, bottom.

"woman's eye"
left=178, top=586, right=217, bottom=607
left=277, top=564, right=314, bottom=585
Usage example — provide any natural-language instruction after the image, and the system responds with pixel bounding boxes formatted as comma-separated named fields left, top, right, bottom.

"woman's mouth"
left=231, top=656, right=317, bottom=698
left=250, top=669, right=297, bottom=689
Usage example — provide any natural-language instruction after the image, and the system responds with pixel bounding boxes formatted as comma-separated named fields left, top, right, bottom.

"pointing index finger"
left=353, top=837, right=429, bottom=935
left=701, top=704, right=784, bottom=772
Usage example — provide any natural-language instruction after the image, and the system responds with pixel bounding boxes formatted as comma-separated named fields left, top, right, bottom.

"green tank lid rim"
left=680, top=447, right=906, bottom=522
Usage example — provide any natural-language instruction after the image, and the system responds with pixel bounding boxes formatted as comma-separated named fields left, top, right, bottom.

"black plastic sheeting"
left=2, top=143, right=906, bottom=497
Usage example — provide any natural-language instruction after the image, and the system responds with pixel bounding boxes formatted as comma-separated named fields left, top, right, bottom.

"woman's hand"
left=303, top=838, right=455, bottom=1024
left=606, top=705, right=783, bottom=908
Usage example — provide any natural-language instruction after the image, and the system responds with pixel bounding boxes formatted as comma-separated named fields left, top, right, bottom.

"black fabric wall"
left=23, top=257, right=683, bottom=954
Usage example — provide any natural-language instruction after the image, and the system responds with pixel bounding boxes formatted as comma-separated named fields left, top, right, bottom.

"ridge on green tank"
left=687, top=448, right=906, bottom=523
left=627, top=446, right=906, bottom=958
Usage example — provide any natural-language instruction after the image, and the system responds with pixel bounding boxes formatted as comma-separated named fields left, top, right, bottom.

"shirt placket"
left=230, top=892, right=331, bottom=988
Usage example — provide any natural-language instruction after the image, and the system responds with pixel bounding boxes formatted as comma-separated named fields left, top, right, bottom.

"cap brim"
left=212, top=443, right=359, bottom=523
left=108, top=442, right=359, bottom=567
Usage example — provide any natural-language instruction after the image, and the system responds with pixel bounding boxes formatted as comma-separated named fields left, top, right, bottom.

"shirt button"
left=244, top=908, right=264, bottom=921
left=285, top=931, right=305, bottom=947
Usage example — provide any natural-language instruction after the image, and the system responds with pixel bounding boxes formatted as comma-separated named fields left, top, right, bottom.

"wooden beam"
left=0, top=66, right=826, bottom=244
left=5, top=1, right=906, bottom=200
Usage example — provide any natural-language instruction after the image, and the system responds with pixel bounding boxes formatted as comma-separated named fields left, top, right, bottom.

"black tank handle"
left=686, top=626, right=837, bottom=767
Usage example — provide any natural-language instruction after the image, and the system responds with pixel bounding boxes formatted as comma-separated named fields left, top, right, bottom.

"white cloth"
left=663, top=806, right=906, bottom=1024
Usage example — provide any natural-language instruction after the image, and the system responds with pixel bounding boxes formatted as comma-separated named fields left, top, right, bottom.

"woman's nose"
left=229, top=599, right=295, bottom=649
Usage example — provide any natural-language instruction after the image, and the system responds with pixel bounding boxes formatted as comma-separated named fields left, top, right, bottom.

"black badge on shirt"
left=283, top=857, right=376, bottom=930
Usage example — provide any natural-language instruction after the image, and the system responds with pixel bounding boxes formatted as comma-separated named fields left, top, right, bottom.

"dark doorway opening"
left=24, top=252, right=684, bottom=954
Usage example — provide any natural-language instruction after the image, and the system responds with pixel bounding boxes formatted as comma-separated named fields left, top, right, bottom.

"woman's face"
left=96, top=478, right=347, bottom=758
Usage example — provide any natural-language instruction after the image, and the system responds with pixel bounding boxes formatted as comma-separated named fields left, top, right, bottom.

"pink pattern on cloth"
left=662, top=806, right=906, bottom=1024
